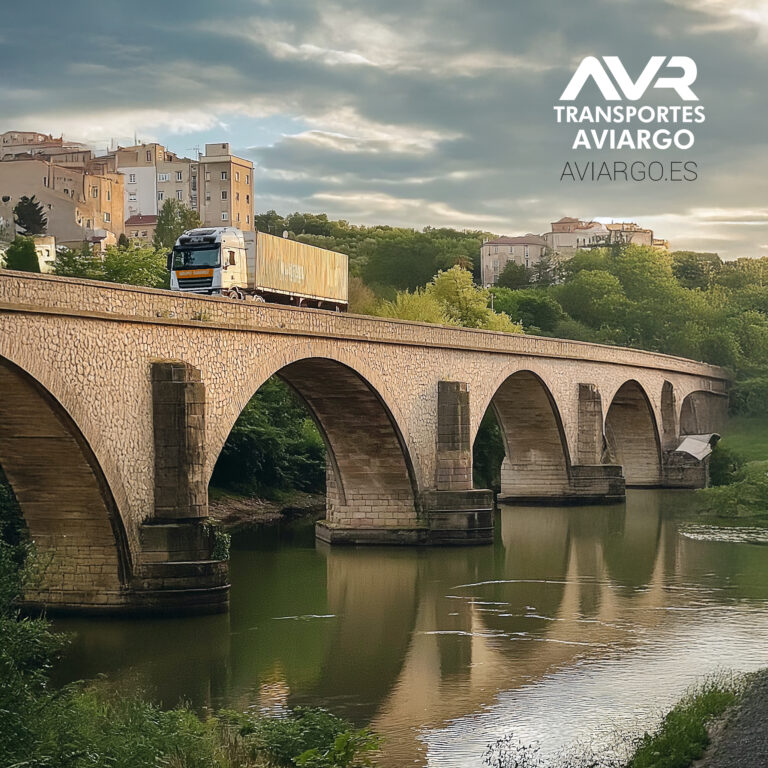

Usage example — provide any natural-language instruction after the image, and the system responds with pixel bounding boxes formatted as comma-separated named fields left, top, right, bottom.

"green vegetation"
left=697, top=460, right=768, bottom=522
left=2, top=234, right=40, bottom=272
left=53, top=241, right=170, bottom=288
left=627, top=676, right=743, bottom=768
left=13, top=194, right=47, bottom=235
left=0, top=501, right=379, bottom=767
left=212, top=377, right=326, bottom=499
left=718, top=415, right=768, bottom=462
left=154, top=198, right=202, bottom=249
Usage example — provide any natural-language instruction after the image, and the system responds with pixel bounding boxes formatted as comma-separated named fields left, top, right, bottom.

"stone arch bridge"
left=0, top=273, right=728, bottom=614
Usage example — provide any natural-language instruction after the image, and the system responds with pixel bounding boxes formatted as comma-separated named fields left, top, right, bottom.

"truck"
left=168, top=227, right=348, bottom=311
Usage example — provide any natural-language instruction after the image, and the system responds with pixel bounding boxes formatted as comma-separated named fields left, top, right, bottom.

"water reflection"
left=53, top=491, right=768, bottom=767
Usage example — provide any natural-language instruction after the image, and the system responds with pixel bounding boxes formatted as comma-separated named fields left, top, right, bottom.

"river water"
left=53, top=490, right=768, bottom=767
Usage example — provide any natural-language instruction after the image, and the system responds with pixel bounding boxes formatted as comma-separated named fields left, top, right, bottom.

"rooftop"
left=125, top=214, right=158, bottom=226
left=484, top=234, right=548, bottom=246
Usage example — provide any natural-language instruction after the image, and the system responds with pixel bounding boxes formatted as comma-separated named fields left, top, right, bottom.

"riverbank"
left=208, top=488, right=325, bottom=534
left=697, top=669, right=768, bottom=767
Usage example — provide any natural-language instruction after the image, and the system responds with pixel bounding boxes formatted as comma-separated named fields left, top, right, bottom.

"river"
left=52, top=490, right=768, bottom=767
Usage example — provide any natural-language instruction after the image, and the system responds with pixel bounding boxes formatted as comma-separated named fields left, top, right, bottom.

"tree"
left=491, top=287, right=564, bottom=331
left=427, top=266, right=521, bottom=332
left=101, top=244, right=169, bottom=288
left=153, top=200, right=201, bottom=249
left=496, top=261, right=531, bottom=289
left=2, top=236, right=39, bottom=272
left=531, top=253, right=559, bottom=286
left=378, top=289, right=454, bottom=324
left=555, top=269, right=627, bottom=328
left=13, top=196, right=47, bottom=236
left=53, top=242, right=102, bottom=279
left=255, top=209, right=286, bottom=236
left=671, top=251, right=721, bottom=290
left=117, top=233, right=130, bottom=248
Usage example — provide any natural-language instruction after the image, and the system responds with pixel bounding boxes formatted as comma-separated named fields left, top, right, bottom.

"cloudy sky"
left=2, top=0, right=767, bottom=257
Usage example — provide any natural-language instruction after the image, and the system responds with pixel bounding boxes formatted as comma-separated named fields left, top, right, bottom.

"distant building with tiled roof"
left=125, top=214, right=158, bottom=243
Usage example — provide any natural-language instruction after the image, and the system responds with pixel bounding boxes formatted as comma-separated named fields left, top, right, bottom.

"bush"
left=708, top=444, right=745, bottom=487
left=627, top=676, right=742, bottom=768
left=3, top=236, right=40, bottom=272
left=696, top=460, right=768, bottom=519
left=223, top=707, right=380, bottom=767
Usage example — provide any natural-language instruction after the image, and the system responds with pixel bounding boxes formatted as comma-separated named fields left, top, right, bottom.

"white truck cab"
left=169, top=227, right=248, bottom=296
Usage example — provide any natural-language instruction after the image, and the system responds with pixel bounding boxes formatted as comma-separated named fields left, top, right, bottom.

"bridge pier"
left=131, top=362, right=228, bottom=614
left=496, top=381, right=625, bottom=505
left=316, top=381, right=494, bottom=545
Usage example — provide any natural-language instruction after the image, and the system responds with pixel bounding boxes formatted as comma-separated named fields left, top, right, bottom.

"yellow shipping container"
left=246, top=231, right=348, bottom=305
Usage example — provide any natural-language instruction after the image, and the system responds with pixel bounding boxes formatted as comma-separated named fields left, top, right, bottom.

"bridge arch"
left=604, top=380, right=662, bottom=486
left=212, top=357, right=420, bottom=530
left=679, top=390, right=727, bottom=436
left=0, top=356, right=131, bottom=607
left=480, top=370, right=571, bottom=500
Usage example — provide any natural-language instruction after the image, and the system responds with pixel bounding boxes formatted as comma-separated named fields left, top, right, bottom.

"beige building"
left=0, top=131, right=88, bottom=160
left=481, top=234, right=548, bottom=286
left=124, top=214, right=158, bottom=244
left=0, top=157, right=124, bottom=248
left=111, top=143, right=194, bottom=221
left=605, top=222, right=654, bottom=247
left=543, top=217, right=610, bottom=257
left=195, top=143, right=254, bottom=230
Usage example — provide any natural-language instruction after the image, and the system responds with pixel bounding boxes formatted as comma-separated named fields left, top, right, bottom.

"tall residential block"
left=194, top=143, right=254, bottom=230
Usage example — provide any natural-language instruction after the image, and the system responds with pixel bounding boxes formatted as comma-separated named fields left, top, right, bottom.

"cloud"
left=0, top=0, right=766, bottom=256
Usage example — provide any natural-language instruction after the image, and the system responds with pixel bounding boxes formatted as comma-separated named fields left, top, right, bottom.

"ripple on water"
left=679, top=524, right=768, bottom=544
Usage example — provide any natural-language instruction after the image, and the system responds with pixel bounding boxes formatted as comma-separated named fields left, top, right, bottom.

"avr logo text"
left=560, top=56, right=698, bottom=101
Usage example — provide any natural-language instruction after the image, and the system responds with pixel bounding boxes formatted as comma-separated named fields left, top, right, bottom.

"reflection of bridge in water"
left=53, top=490, right=768, bottom=767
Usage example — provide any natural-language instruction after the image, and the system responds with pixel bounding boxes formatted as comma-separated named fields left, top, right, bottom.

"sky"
left=1, top=0, right=767, bottom=257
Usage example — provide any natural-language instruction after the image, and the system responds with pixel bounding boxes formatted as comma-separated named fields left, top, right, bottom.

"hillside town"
left=0, top=130, right=668, bottom=283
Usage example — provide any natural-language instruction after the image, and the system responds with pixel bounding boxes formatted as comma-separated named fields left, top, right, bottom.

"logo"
left=560, top=56, right=698, bottom=101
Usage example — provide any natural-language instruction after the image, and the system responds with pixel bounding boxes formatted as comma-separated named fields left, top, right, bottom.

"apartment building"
left=480, top=234, right=548, bottom=286
left=195, top=143, right=254, bottom=230
left=112, top=143, right=194, bottom=221
left=0, top=156, right=124, bottom=248
left=0, top=131, right=88, bottom=160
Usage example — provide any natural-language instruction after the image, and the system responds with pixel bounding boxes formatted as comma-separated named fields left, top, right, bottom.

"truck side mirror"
left=166, top=252, right=173, bottom=270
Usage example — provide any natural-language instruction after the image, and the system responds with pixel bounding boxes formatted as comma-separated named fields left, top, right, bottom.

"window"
left=157, top=191, right=164, bottom=201
left=132, top=230, right=139, bottom=237
left=221, top=190, right=227, bottom=200
left=158, top=173, right=170, bottom=182
left=524, top=246, right=529, bottom=259
left=245, top=174, right=250, bottom=185
left=176, top=190, right=183, bottom=200
left=129, top=193, right=137, bottom=202
left=228, top=250, right=236, bottom=266
left=205, top=193, right=211, bottom=202
left=246, top=214, right=250, bottom=224
left=235, top=192, right=240, bottom=202
left=176, top=171, right=183, bottom=181
left=236, top=212, right=240, bottom=223
left=128, top=173, right=136, bottom=183
left=146, top=150, right=152, bottom=162
left=103, top=212, right=111, bottom=223
left=246, top=194, right=250, bottom=204
left=221, top=170, right=228, bottom=180
left=43, top=176, right=49, bottom=187
left=205, top=171, right=211, bottom=181
left=106, top=188, right=111, bottom=201
left=221, top=212, right=228, bottom=221
left=141, top=230, right=147, bottom=237
left=91, top=186, right=98, bottom=198
left=235, top=171, right=240, bottom=181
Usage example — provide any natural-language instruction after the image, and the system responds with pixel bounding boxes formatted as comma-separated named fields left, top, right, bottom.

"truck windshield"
left=172, top=246, right=220, bottom=269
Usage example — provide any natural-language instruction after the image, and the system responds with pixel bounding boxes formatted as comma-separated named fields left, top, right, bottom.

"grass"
left=718, top=415, right=768, bottom=463
left=626, top=675, right=744, bottom=768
